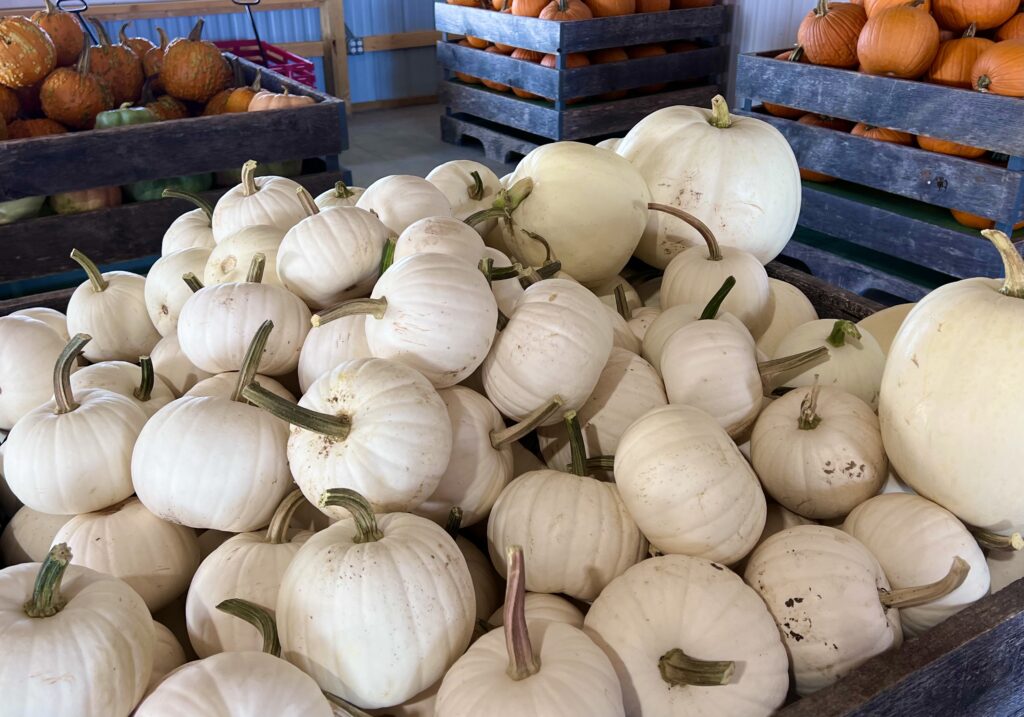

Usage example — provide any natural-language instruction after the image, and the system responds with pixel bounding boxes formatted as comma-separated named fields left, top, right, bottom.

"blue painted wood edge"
left=736, top=52, right=1024, bottom=157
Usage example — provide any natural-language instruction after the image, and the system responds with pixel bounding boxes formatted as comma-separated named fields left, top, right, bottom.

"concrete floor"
left=342, top=104, right=516, bottom=186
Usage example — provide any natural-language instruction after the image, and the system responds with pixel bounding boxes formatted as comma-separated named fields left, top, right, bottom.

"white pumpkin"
left=842, top=493, right=990, bottom=637
left=70, top=358, right=175, bottom=417
left=10, top=306, right=69, bottom=341
left=0, top=506, right=71, bottom=565
left=66, top=249, right=160, bottom=362
left=626, top=305, right=660, bottom=342
left=356, top=174, right=453, bottom=235
left=248, top=357, right=452, bottom=515
left=988, top=547, right=1024, bottom=593
left=187, top=371, right=295, bottom=402
left=756, top=501, right=815, bottom=549
left=0, top=315, right=70, bottom=430
left=0, top=544, right=154, bottom=716
left=857, top=303, right=915, bottom=356
left=278, top=489, right=475, bottom=709
left=604, top=305, right=642, bottom=354
left=614, top=405, right=766, bottom=564
left=489, top=592, right=585, bottom=628
left=750, top=385, right=887, bottom=520
left=162, top=190, right=216, bottom=255
left=615, top=95, right=800, bottom=267
left=187, top=490, right=312, bottom=657
left=744, top=525, right=901, bottom=696
left=5, top=335, right=148, bottom=514
left=148, top=622, right=187, bottom=694
left=394, top=216, right=486, bottom=265
left=0, top=443, right=17, bottom=521
left=641, top=301, right=749, bottom=375
left=436, top=545, right=625, bottom=717
left=297, top=314, right=372, bottom=393
left=593, top=275, right=643, bottom=315
left=52, top=496, right=201, bottom=612
left=773, top=319, right=886, bottom=409
left=368, top=683, right=440, bottom=717
left=426, top=159, right=501, bottom=229
left=880, top=232, right=1024, bottom=532
left=205, top=224, right=287, bottom=287
left=481, top=247, right=525, bottom=318
left=278, top=200, right=388, bottom=309
left=211, top=161, right=307, bottom=242
left=584, top=555, right=789, bottom=717
left=314, top=180, right=365, bottom=210
left=483, top=278, right=613, bottom=424
left=498, top=142, right=651, bottom=285
left=150, top=333, right=213, bottom=396
left=596, top=137, right=621, bottom=151
left=511, top=442, right=544, bottom=475
left=456, top=530, right=504, bottom=621
left=756, top=278, right=819, bottom=357
left=145, top=247, right=212, bottom=337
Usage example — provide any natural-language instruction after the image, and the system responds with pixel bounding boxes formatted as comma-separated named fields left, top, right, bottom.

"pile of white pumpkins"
left=0, top=95, right=1022, bottom=717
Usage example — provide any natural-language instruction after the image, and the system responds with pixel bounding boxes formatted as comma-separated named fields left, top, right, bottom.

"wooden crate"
left=735, top=50, right=1024, bottom=295
left=435, top=2, right=731, bottom=161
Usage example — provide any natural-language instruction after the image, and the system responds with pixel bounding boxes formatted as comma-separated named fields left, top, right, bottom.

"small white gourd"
left=356, top=174, right=453, bottom=235
left=0, top=315, right=70, bottom=430
left=211, top=160, right=307, bottom=242
left=150, top=333, right=213, bottom=396
left=204, top=224, right=287, bottom=287
left=314, top=179, right=364, bottom=209
left=0, top=506, right=71, bottom=565
left=69, top=357, right=175, bottom=417
left=161, top=189, right=216, bottom=254
left=297, top=313, right=372, bottom=393
left=426, top=160, right=501, bottom=230
left=9, top=306, right=69, bottom=341
left=641, top=301, right=749, bottom=374
left=145, top=247, right=212, bottom=336
left=394, top=215, right=486, bottom=264
left=755, top=278, right=818, bottom=357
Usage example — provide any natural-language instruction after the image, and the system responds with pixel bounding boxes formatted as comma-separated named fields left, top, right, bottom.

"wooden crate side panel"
left=559, top=85, right=720, bottom=139
left=735, top=53, right=1024, bottom=157
left=740, top=111, right=1024, bottom=220
left=437, top=42, right=558, bottom=97
left=434, top=3, right=560, bottom=53
left=441, top=82, right=561, bottom=138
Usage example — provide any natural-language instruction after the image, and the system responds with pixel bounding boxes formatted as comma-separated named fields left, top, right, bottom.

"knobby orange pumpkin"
left=0, top=16, right=56, bottom=89
left=851, top=122, right=913, bottom=145
left=119, top=22, right=156, bottom=59
left=637, top=0, right=670, bottom=10
left=161, top=19, right=232, bottom=103
left=0, top=85, right=19, bottom=122
left=510, top=47, right=544, bottom=98
left=540, top=0, right=594, bottom=19
left=864, top=0, right=930, bottom=15
left=798, top=114, right=854, bottom=182
left=6, top=117, right=67, bottom=138
left=996, top=13, right=1024, bottom=40
left=512, top=0, right=549, bottom=15
left=917, top=134, right=987, bottom=158
left=30, top=0, right=84, bottom=67
left=858, top=0, right=940, bottom=79
left=927, top=23, right=994, bottom=87
left=590, top=47, right=630, bottom=99
left=798, top=1, right=867, bottom=68
left=932, top=0, right=1018, bottom=32
left=87, top=18, right=144, bottom=105
left=145, top=94, right=189, bottom=120
left=40, top=43, right=115, bottom=129
left=973, top=39, right=1024, bottom=96
left=764, top=46, right=808, bottom=118
left=626, top=44, right=669, bottom=93
left=482, top=46, right=512, bottom=91
left=586, top=0, right=636, bottom=17
left=950, top=208, right=1024, bottom=230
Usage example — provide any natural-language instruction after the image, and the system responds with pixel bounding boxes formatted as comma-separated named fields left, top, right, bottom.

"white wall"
left=725, top=0, right=809, bottom=103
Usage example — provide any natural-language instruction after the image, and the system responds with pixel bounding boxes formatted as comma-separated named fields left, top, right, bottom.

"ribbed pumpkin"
left=225, top=73, right=261, bottom=113
left=637, top=0, right=670, bottom=9
left=143, top=27, right=168, bottom=79
left=248, top=87, right=315, bottom=111
left=7, top=117, right=67, bottom=138
left=586, top=0, right=636, bottom=16
left=917, top=134, right=986, bottom=158
left=626, top=43, right=668, bottom=93
left=858, top=0, right=940, bottom=78
left=950, top=208, right=1024, bottom=230
left=540, top=0, right=594, bottom=19
left=119, top=22, right=156, bottom=59
left=797, top=1, right=867, bottom=68
left=465, top=35, right=489, bottom=49
left=40, top=44, right=115, bottom=130
left=865, top=0, right=930, bottom=14
left=851, top=122, right=913, bottom=144
left=87, top=19, right=144, bottom=105
left=510, top=47, right=543, bottom=99
left=933, top=0, right=1018, bottom=31
left=0, top=16, right=56, bottom=89
left=973, top=39, right=1024, bottom=96
left=0, top=85, right=18, bottom=122
left=764, top=46, right=807, bottom=118
left=996, top=13, right=1024, bottom=40
left=30, top=0, right=84, bottom=67
left=146, top=94, right=189, bottom=120
left=512, top=0, right=548, bottom=15
left=162, top=19, right=231, bottom=102
left=927, top=23, right=994, bottom=87
left=203, top=88, right=232, bottom=115
left=798, top=114, right=854, bottom=182
left=590, top=47, right=630, bottom=100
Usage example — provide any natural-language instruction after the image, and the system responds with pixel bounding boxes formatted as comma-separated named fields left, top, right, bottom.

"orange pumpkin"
left=40, top=43, right=115, bottom=129
left=14, top=81, right=43, bottom=116
left=119, top=22, right=156, bottom=60
left=145, top=94, right=189, bottom=120
left=448, top=0, right=484, bottom=5
left=917, top=134, right=987, bottom=158
left=586, top=0, right=637, bottom=17
left=637, top=0, right=670, bottom=10
left=0, top=85, right=19, bottom=123
left=932, top=0, right=1018, bottom=32
left=161, top=19, right=232, bottom=103
left=224, top=72, right=261, bottom=113
left=851, top=122, right=913, bottom=144
left=864, top=0, right=930, bottom=15
left=927, top=23, right=994, bottom=87
left=671, top=0, right=715, bottom=6
left=512, top=0, right=549, bottom=15
left=30, top=0, right=84, bottom=67
left=764, top=46, right=808, bottom=118
left=667, top=41, right=700, bottom=52
left=454, top=40, right=483, bottom=84
left=797, top=1, right=867, bottom=68
left=87, top=18, right=144, bottom=105
left=143, top=27, right=168, bottom=79
left=973, top=39, right=1024, bottom=95
left=0, top=115, right=6, bottom=141
left=248, top=87, right=316, bottom=111
left=797, top=114, right=854, bottom=182
left=626, top=44, right=668, bottom=93
left=0, top=16, right=56, bottom=89
left=203, top=88, right=232, bottom=115
left=996, top=13, right=1024, bottom=40
left=7, top=117, right=67, bottom=138
left=590, top=47, right=630, bottom=99
left=540, top=0, right=594, bottom=19
left=466, top=36, right=490, bottom=49
left=541, top=52, right=590, bottom=102
left=950, top=208, right=1024, bottom=230
left=510, top=47, right=544, bottom=99
left=858, top=0, right=939, bottom=79
left=481, top=46, right=512, bottom=91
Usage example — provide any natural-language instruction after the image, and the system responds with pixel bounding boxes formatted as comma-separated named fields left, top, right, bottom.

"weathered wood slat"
left=440, top=82, right=560, bottom=138
left=738, top=110, right=1024, bottom=220
left=766, top=261, right=883, bottom=321
left=437, top=41, right=558, bottom=97
left=435, top=3, right=561, bottom=53
left=440, top=114, right=541, bottom=164
left=0, top=288, right=76, bottom=316
left=559, top=85, right=719, bottom=139
left=736, top=52, right=1024, bottom=157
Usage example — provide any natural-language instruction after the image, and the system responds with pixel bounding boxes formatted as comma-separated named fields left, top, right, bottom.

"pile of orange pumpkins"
left=771, top=0, right=1024, bottom=230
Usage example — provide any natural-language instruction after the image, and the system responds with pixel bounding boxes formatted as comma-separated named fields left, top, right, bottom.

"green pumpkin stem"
left=118, top=22, right=131, bottom=46
left=464, top=178, right=533, bottom=227
left=468, top=170, right=486, bottom=201
left=982, top=230, right=1024, bottom=299
left=333, top=180, right=355, bottom=199
left=134, top=356, right=155, bottom=402
left=708, top=94, right=733, bottom=129
left=813, top=0, right=829, bottom=17
left=879, top=556, right=970, bottom=609
left=970, top=527, right=1024, bottom=551
left=797, top=381, right=822, bottom=430
left=216, top=598, right=281, bottom=657
left=964, top=22, right=977, bottom=38
left=88, top=17, right=112, bottom=47
left=156, top=27, right=168, bottom=51
left=565, top=410, right=588, bottom=477
left=240, top=159, right=259, bottom=197
left=188, top=18, right=205, bottom=42
left=826, top=320, right=861, bottom=348
left=789, top=45, right=805, bottom=62
left=53, top=334, right=90, bottom=414
left=162, top=188, right=214, bottom=221
left=76, top=40, right=92, bottom=75
left=445, top=506, right=464, bottom=539
left=246, top=253, right=266, bottom=284
left=647, top=203, right=722, bottom=261
left=232, top=320, right=273, bottom=403
left=265, top=488, right=307, bottom=544
left=296, top=186, right=319, bottom=217
left=182, top=272, right=204, bottom=292
left=699, top=276, right=737, bottom=320
left=242, top=382, right=352, bottom=439
left=614, top=284, right=632, bottom=320
left=43, top=0, right=58, bottom=14
left=490, top=395, right=564, bottom=449
left=23, top=543, right=73, bottom=618
left=758, top=347, right=829, bottom=383
left=659, top=648, right=735, bottom=687
left=312, top=297, right=388, bottom=328
left=504, top=545, right=540, bottom=680
left=70, top=248, right=108, bottom=292
left=319, top=489, right=383, bottom=543
left=379, top=237, right=397, bottom=275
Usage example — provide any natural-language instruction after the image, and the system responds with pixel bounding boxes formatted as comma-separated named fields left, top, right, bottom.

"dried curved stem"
left=504, top=545, right=539, bottom=680
left=320, top=488, right=383, bottom=543
left=490, top=395, right=564, bottom=449
left=242, top=382, right=352, bottom=438
left=982, top=230, right=1024, bottom=299
left=659, top=648, right=735, bottom=687
left=265, top=488, right=307, bottom=544
left=879, top=557, right=971, bottom=609
left=232, top=320, right=273, bottom=403
left=647, top=203, right=721, bottom=261
left=445, top=506, right=464, bottom=539
left=24, top=544, right=72, bottom=618
left=700, top=276, right=736, bottom=320
left=162, top=188, right=213, bottom=220
left=797, top=380, right=822, bottom=430
left=970, top=527, right=1024, bottom=551
left=240, top=159, right=259, bottom=197
left=70, top=248, right=108, bottom=292
left=216, top=598, right=281, bottom=657
left=53, top=334, right=91, bottom=414
left=134, top=356, right=154, bottom=402
left=312, top=297, right=388, bottom=328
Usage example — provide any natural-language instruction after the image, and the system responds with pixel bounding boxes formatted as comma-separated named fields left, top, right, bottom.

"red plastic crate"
left=214, top=40, right=317, bottom=88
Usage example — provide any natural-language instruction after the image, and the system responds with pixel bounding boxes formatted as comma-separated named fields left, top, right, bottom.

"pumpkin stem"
left=379, top=236, right=397, bottom=275
left=76, top=39, right=91, bottom=75
left=246, top=253, right=266, bottom=283
left=826, top=319, right=860, bottom=348
left=242, top=382, right=353, bottom=438
left=699, top=276, right=736, bottom=320
left=468, top=170, right=486, bottom=201
left=89, top=18, right=112, bottom=47
left=296, top=186, right=319, bottom=217
left=43, top=0, right=58, bottom=14
left=232, top=320, right=273, bottom=403
left=312, top=297, right=388, bottom=327
left=879, top=556, right=971, bottom=609
left=156, top=26, right=168, bottom=51
left=319, top=488, right=384, bottom=542
left=182, top=272, right=204, bottom=292
left=964, top=22, right=977, bottom=38
left=647, top=203, right=722, bottom=261
left=265, top=488, right=307, bottom=544
left=614, top=284, right=633, bottom=320
left=188, top=18, right=205, bottom=42
left=970, top=527, right=1024, bottom=551
left=216, top=598, right=281, bottom=657
left=813, top=0, right=829, bottom=17
left=520, top=227, right=555, bottom=265
left=567, top=456, right=616, bottom=473
left=162, top=188, right=213, bottom=220
left=250, top=69, right=262, bottom=92
left=976, top=74, right=992, bottom=92
left=658, top=648, right=735, bottom=687
left=504, top=545, right=540, bottom=680
left=241, top=159, right=259, bottom=197
left=797, top=380, right=822, bottom=430
left=134, top=356, right=155, bottom=402
left=445, top=506, right=464, bottom=539
left=23, top=543, right=73, bottom=618
left=333, top=180, right=355, bottom=199
left=118, top=22, right=131, bottom=46
left=490, top=395, right=564, bottom=449
left=53, top=334, right=90, bottom=414
left=565, top=410, right=588, bottom=477
left=758, top=347, right=830, bottom=383
left=789, top=44, right=805, bottom=62
left=982, top=230, right=1024, bottom=298
left=464, top=178, right=533, bottom=227
left=708, top=94, right=733, bottom=129
left=69, top=248, right=108, bottom=292
left=322, top=693, right=375, bottom=717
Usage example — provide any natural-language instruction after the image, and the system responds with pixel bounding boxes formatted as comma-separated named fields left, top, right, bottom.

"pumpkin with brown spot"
left=0, top=16, right=56, bottom=89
